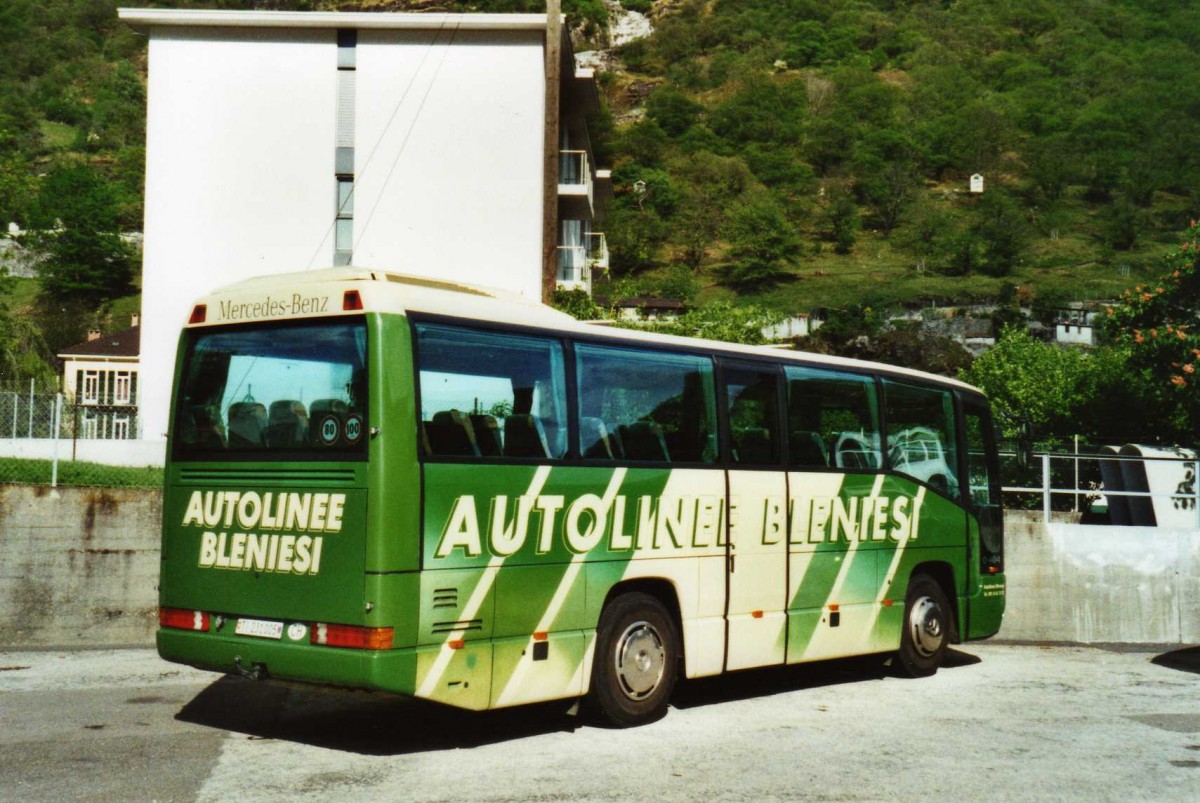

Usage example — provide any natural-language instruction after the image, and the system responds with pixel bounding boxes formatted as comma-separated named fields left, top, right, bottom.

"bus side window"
left=883, top=380, right=960, bottom=496
left=575, top=344, right=717, bottom=465
left=415, top=324, right=568, bottom=460
left=784, top=366, right=881, bottom=470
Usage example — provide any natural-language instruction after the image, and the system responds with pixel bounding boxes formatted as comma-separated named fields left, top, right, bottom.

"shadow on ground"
left=673, top=648, right=979, bottom=711
left=176, top=648, right=980, bottom=756
left=1152, top=646, right=1200, bottom=674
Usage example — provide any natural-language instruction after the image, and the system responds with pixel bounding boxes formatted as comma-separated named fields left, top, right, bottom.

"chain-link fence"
left=0, top=381, right=162, bottom=488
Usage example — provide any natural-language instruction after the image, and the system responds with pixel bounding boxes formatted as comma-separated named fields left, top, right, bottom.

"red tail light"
left=188, top=304, right=207, bottom=324
left=311, top=623, right=393, bottom=650
left=160, top=607, right=209, bottom=632
left=343, top=290, right=363, bottom=311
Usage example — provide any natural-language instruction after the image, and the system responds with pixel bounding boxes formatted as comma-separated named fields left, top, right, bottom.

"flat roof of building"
left=118, top=9, right=555, bottom=31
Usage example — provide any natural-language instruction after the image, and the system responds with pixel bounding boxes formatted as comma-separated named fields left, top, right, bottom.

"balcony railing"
left=558, top=150, right=594, bottom=208
left=586, top=231, right=608, bottom=271
left=556, top=245, right=591, bottom=291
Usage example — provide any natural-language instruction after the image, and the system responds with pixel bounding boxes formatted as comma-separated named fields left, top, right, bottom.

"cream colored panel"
left=726, top=470, right=788, bottom=670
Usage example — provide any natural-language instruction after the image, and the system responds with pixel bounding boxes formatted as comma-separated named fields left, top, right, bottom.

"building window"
left=82, top=371, right=100, bottom=404
left=114, top=372, right=132, bottom=405
left=113, top=415, right=131, bottom=440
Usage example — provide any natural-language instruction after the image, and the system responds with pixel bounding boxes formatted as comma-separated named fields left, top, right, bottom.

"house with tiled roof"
left=57, top=316, right=141, bottom=440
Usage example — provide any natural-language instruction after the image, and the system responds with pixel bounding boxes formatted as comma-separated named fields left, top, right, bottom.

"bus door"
left=783, top=366, right=885, bottom=663
left=721, top=360, right=788, bottom=671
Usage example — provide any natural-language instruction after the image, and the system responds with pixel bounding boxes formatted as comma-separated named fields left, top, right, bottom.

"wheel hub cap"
left=615, top=621, right=665, bottom=700
left=909, top=596, right=945, bottom=658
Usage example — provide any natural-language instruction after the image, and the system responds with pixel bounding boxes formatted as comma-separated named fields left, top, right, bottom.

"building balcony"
left=586, top=232, right=608, bottom=271
left=556, top=245, right=591, bottom=293
left=558, top=150, right=594, bottom=219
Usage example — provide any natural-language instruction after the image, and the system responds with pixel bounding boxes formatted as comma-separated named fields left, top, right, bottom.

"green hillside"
left=2, top=0, right=1199, bottom=379
left=596, top=0, right=1200, bottom=312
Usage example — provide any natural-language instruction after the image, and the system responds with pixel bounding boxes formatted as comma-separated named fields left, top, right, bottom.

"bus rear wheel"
left=896, top=574, right=950, bottom=678
left=586, top=592, right=678, bottom=728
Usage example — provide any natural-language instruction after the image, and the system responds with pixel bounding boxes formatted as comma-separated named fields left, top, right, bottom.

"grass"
left=37, top=119, right=77, bottom=151
left=686, top=193, right=1186, bottom=313
left=0, top=457, right=162, bottom=488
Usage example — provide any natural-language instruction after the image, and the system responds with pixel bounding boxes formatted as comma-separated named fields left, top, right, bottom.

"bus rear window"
left=173, top=321, right=367, bottom=459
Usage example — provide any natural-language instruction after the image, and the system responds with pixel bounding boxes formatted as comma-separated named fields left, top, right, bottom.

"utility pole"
left=541, top=0, right=562, bottom=303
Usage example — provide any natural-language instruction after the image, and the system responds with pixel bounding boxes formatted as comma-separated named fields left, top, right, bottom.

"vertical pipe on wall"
left=541, top=0, right=562, bottom=302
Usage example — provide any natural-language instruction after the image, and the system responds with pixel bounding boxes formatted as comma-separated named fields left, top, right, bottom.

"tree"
left=0, top=268, right=54, bottom=384
left=959, top=326, right=1088, bottom=439
left=823, top=186, right=859, bottom=254
left=670, top=151, right=754, bottom=271
left=646, top=88, right=704, bottom=138
left=973, top=189, right=1030, bottom=277
left=1104, top=221, right=1200, bottom=439
left=32, top=164, right=135, bottom=304
left=720, top=193, right=800, bottom=290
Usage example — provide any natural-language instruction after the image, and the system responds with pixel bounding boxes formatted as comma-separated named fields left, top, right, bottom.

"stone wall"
left=0, top=485, right=160, bottom=647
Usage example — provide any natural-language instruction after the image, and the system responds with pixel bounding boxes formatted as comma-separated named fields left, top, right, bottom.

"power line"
left=305, top=17, right=459, bottom=271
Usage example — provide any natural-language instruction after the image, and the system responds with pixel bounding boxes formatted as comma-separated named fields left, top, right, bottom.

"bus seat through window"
left=227, top=401, right=266, bottom=448
left=734, top=427, right=772, bottom=464
left=789, top=430, right=829, bottom=467
left=504, top=414, right=550, bottom=458
left=469, top=414, right=503, bottom=457
left=580, top=416, right=614, bottom=459
left=428, top=410, right=479, bottom=456
left=266, top=400, right=308, bottom=447
left=619, top=421, right=670, bottom=462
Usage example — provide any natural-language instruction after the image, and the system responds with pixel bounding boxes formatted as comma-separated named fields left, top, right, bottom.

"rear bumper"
left=158, top=628, right=419, bottom=697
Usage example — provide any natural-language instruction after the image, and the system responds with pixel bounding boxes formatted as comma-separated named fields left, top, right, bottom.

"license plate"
left=235, top=618, right=284, bottom=640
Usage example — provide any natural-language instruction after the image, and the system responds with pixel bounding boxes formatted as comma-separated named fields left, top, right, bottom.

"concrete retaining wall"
left=0, top=485, right=160, bottom=647
left=1003, top=510, right=1200, bottom=643
left=2, top=489, right=1198, bottom=647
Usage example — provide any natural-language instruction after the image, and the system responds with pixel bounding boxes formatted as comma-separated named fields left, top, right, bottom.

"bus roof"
left=188, top=267, right=984, bottom=395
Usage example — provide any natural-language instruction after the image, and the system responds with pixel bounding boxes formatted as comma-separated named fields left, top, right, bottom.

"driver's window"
left=883, top=380, right=960, bottom=497
left=785, top=366, right=881, bottom=470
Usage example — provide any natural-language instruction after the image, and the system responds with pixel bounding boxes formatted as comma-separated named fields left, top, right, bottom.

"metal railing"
left=556, top=245, right=591, bottom=287
left=559, top=150, right=594, bottom=207
left=0, top=387, right=155, bottom=487
left=587, top=231, right=609, bottom=270
left=1002, top=450, right=1199, bottom=527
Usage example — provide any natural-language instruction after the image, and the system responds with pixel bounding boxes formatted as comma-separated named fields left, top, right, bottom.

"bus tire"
left=586, top=592, right=678, bottom=728
left=896, top=574, right=950, bottom=678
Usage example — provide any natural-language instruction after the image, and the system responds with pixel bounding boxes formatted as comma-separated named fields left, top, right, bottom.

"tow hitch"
left=233, top=656, right=268, bottom=681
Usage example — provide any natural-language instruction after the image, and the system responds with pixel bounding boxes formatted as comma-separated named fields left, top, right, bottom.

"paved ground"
left=1, top=642, right=1199, bottom=802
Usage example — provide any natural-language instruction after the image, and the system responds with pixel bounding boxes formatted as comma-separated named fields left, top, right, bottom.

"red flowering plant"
left=1104, top=220, right=1200, bottom=440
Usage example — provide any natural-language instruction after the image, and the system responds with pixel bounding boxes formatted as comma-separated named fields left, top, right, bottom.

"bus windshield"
left=172, top=320, right=367, bottom=459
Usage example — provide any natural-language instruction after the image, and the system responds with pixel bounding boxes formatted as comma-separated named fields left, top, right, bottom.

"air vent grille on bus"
left=177, top=467, right=359, bottom=486
left=431, top=588, right=458, bottom=609
left=431, top=619, right=482, bottom=634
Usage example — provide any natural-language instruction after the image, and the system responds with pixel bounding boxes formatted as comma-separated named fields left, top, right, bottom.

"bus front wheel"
left=586, top=592, right=678, bottom=727
left=896, top=574, right=950, bottom=678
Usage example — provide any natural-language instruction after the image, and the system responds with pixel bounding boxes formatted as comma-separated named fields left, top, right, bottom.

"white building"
left=58, top=318, right=141, bottom=440
left=119, top=8, right=610, bottom=442
left=1054, top=308, right=1098, bottom=346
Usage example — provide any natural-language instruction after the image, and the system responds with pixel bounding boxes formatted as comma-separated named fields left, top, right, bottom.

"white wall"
left=351, top=29, right=544, bottom=294
left=141, top=27, right=338, bottom=441
left=0, top=438, right=165, bottom=467
left=139, top=25, right=548, bottom=443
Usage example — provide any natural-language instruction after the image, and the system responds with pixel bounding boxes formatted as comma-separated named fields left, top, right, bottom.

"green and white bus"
left=159, top=268, right=1004, bottom=726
